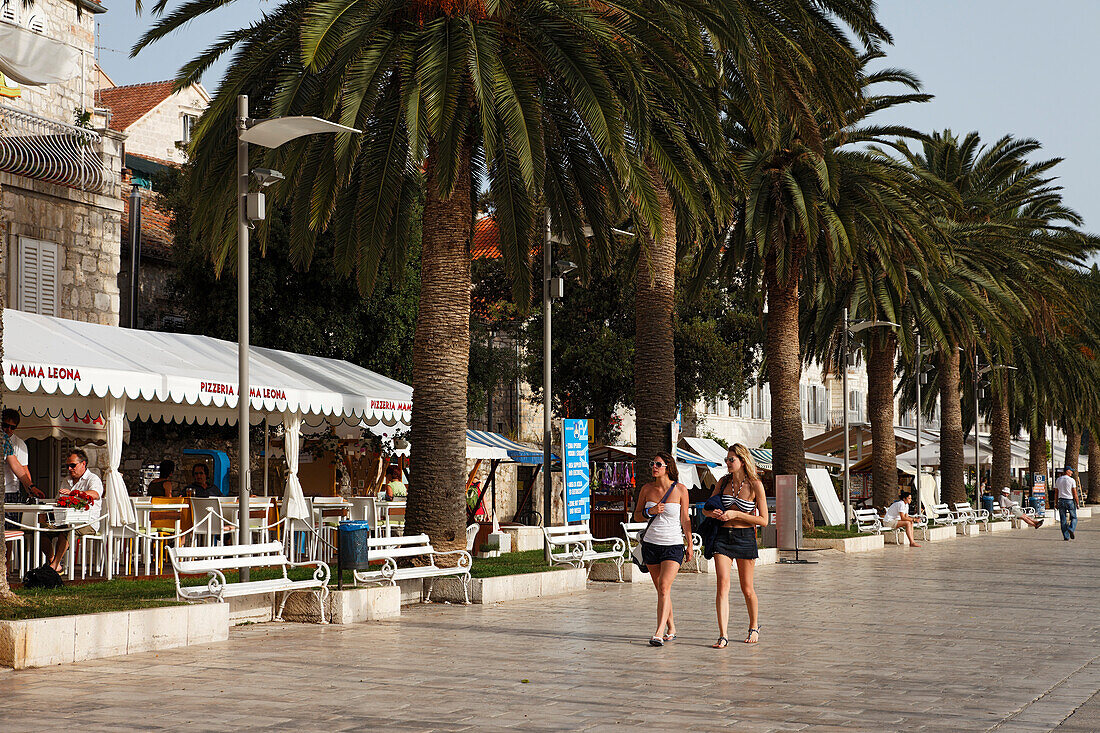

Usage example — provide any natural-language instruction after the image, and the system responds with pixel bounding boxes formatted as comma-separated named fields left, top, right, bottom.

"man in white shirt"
left=883, top=490, right=921, bottom=547
left=1054, top=468, right=1080, bottom=541
left=2, top=409, right=43, bottom=503
left=999, top=487, right=1042, bottom=528
left=44, top=449, right=103, bottom=572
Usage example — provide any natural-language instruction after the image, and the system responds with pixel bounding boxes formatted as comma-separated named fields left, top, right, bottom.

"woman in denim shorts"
left=703, top=443, right=769, bottom=647
left=634, top=451, right=694, bottom=647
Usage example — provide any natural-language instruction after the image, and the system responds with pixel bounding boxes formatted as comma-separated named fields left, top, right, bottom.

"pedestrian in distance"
left=883, top=490, right=922, bottom=547
left=1054, top=467, right=1080, bottom=540
left=633, top=451, right=693, bottom=647
left=703, top=443, right=768, bottom=648
left=999, top=487, right=1042, bottom=528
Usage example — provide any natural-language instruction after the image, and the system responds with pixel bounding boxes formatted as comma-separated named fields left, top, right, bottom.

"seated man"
left=44, top=449, right=103, bottom=572
left=883, top=490, right=921, bottom=547
left=1001, top=487, right=1042, bottom=528
left=184, top=463, right=218, bottom=497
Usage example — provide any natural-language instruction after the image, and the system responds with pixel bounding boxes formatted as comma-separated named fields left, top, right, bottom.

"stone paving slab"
left=0, top=521, right=1097, bottom=731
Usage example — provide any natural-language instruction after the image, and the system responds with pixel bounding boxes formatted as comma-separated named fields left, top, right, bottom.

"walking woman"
left=634, top=451, right=694, bottom=646
left=704, top=443, right=768, bottom=647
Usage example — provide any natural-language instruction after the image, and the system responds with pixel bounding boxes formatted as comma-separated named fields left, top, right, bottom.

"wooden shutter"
left=16, top=237, right=60, bottom=316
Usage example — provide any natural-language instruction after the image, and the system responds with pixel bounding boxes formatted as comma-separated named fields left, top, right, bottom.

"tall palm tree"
left=897, top=131, right=1074, bottom=504
left=138, top=0, right=698, bottom=546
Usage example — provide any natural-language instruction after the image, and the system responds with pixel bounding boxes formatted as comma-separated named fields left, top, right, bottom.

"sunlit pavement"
left=0, top=516, right=1097, bottom=732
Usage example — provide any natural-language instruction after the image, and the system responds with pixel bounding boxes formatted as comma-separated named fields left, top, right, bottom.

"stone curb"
left=0, top=602, right=228, bottom=670
left=431, top=568, right=587, bottom=604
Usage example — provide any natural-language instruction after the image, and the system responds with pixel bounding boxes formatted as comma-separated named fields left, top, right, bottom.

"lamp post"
left=235, top=95, right=358, bottom=577
left=915, top=332, right=922, bottom=514
left=841, top=310, right=900, bottom=528
left=973, top=358, right=1016, bottom=505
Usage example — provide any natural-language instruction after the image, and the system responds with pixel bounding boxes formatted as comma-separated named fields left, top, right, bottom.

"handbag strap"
left=639, top=482, right=679, bottom=543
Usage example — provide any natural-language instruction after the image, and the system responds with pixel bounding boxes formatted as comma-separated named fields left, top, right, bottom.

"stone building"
left=95, top=76, right=209, bottom=330
left=0, top=0, right=123, bottom=326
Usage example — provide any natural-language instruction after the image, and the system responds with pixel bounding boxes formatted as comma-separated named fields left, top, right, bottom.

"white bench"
left=543, top=522, right=626, bottom=580
left=928, top=503, right=965, bottom=527
left=854, top=508, right=928, bottom=544
left=621, top=521, right=703, bottom=572
left=352, top=534, right=473, bottom=604
left=952, top=502, right=990, bottom=529
left=168, top=541, right=331, bottom=623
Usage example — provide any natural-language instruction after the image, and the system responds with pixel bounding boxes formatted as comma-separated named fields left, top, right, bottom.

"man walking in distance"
left=1054, top=467, right=1080, bottom=541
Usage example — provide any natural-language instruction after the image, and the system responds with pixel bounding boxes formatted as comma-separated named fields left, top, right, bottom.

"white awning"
left=0, top=23, right=81, bottom=86
left=2, top=309, right=412, bottom=427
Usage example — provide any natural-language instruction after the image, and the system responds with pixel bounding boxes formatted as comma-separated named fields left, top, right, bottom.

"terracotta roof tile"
left=472, top=214, right=501, bottom=259
left=96, top=81, right=176, bottom=132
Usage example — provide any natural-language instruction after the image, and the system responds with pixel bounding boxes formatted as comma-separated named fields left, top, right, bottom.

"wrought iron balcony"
left=0, top=104, right=107, bottom=191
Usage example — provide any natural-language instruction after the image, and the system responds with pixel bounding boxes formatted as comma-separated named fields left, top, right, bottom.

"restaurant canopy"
left=466, top=429, right=551, bottom=465
left=2, top=309, right=412, bottom=428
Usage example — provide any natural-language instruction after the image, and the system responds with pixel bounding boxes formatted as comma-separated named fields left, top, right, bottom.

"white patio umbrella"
left=281, top=412, right=310, bottom=521
left=104, top=395, right=136, bottom=527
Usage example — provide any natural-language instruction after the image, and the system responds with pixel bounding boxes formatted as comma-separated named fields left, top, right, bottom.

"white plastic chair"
left=5, top=529, right=24, bottom=577
left=466, top=523, right=479, bottom=552
left=190, top=498, right=231, bottom=547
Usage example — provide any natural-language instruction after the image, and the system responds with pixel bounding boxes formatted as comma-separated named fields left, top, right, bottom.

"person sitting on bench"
left=1000, top=487, right=1042, bottom=528
left=884, top=490, right=921, bottom=547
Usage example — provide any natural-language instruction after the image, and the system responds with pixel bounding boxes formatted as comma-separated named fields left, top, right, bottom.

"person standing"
left=1055, top=467, right=1080, bottom=540
left=2, top=409, right=43, bottom=504
left=633, top=451, right=693, bottom=647
left=704, top=443, right=768, bottom=647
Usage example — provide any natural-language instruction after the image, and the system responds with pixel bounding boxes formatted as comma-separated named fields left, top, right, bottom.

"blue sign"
left=563, top=418, right=590, bottom=522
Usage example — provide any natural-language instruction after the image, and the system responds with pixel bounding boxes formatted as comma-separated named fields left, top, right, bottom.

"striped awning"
left=466, top=429, right=555, bottom=465
left=749, top=448, right=772, bottom=471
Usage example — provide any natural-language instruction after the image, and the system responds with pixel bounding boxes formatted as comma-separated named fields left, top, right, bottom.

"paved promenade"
left=1, top=518, right=1097, bottom=732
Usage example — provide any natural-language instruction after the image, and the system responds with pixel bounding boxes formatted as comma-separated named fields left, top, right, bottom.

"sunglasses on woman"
left=650, top=461, right=665, bottom=468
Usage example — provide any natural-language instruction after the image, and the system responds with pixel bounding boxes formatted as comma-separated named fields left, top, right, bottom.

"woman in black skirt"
left=703, top=443, right=769, bottom=647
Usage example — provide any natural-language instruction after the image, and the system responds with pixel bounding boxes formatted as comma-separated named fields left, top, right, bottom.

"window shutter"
left=16, top=237, right=60, bottom=316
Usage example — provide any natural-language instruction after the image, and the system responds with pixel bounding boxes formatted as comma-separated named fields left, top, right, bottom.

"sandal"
left=663, top=633, right=677, bottom=642
left=745, top=628, right=760, bottom=644
left=649, top=636, right=664, bottom=647
left=711, top=637, right=728, bottom=649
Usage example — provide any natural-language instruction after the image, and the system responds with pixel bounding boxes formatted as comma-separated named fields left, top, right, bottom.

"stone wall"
left=118, top=252, right=183, bottom=331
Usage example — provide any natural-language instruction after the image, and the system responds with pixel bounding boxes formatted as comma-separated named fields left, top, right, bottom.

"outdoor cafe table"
left=4, top=503, right=79, bottom=579
left=376, top=500, right=406, bottom=537
left=218, top=498, right=274, bottom=543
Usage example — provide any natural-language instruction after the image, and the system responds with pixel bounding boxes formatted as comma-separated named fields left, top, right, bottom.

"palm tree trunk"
left=634, top=177, right=677, bottom=482
left=1088, top=431, right=1100, bottom=504
left=1028, top=410, right=1046, bottom=484
left=1064, top=423, right=1080, bottom=473
left=405, top=138, right=473, bottom=552
left=764, top=250, right=810, bottom=529
left=939, top=349, right=966, bottom=504
left=989, top=380, right=1011, bottom=495
left=868, top=332, right=898, bottom=508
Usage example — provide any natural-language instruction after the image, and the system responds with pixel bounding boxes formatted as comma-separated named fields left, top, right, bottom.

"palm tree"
left=138, top=0, right=698, bottom=546
left=897, top=131, right=1075, bottom=504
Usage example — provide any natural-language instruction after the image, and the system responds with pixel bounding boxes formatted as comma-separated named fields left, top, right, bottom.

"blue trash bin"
left=981, top=495, right=995, bottom=516
left=338, top=520, right=371, bottom=570
left=1029, top=495, right=1046, bottom=517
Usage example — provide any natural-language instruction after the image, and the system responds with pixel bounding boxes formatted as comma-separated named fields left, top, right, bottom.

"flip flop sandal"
left=649, top=636, right=664, bottom=647
left=744, top=628, right=760, bottom=644
left=663, top=633, right=677, bottom=642
left=711, top=637, right=728, bottom=649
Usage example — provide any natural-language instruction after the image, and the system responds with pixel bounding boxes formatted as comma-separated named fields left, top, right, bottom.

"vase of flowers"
left=53, top=490, right=96, bottom=525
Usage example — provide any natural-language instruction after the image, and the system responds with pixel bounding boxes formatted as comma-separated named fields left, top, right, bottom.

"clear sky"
left=97, top=0, right=1100, bottom=232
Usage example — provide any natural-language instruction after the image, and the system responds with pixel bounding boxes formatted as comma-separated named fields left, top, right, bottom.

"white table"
left=376, top=500, right=406, bottom=537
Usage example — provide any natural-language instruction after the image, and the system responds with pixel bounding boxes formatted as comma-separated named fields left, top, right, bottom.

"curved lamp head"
left=850, top=319, right=900, bottom=335
left=240, top=116, right=360, bottom=148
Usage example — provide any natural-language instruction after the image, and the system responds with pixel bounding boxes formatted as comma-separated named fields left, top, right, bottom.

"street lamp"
left=841, top=309, right=900, bottom=528
left=235, top=95, right=358, bottom=576
left=973, top=357, right=1016, bottom=503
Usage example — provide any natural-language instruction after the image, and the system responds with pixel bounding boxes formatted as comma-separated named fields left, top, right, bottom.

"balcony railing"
left=0, top=104, right=106, bottom=191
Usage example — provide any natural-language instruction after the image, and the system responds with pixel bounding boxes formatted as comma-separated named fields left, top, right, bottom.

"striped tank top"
left=721, top=478, right=758, bottom=515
